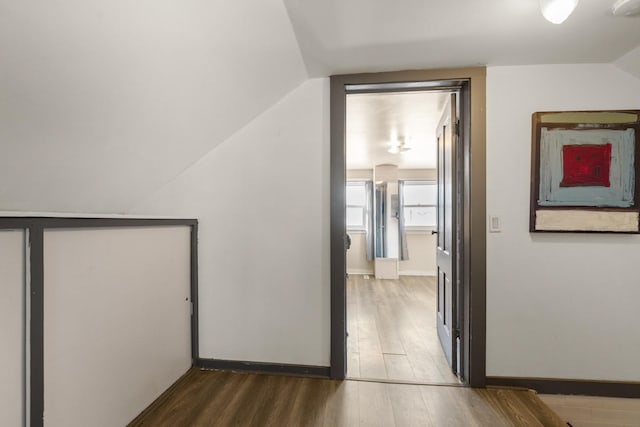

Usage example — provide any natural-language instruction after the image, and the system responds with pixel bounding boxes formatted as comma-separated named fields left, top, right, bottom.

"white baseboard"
left=347, top=268, right=374, bottom=275
left=349, top=269, right=436, bottom=276
left=399, top=270, right=436, bottom=276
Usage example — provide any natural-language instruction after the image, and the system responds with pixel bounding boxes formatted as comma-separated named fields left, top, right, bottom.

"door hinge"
left=453, top=328, right=461, bottom=339
left=454, top=119, right=460, bottom=136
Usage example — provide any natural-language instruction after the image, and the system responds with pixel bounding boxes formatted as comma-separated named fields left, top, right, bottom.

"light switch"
left=489, top=215, right=501, bottom=233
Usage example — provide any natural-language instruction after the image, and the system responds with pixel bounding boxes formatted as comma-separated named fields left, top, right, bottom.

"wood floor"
left=540, top=394, right=640, bottom=427
left=347, top=274, right=458, bottom=383
left=129, top=368, right=567, bottom=426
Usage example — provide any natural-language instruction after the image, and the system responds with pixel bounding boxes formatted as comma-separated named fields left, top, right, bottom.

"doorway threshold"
left=345, top=376, right=464, bottom=388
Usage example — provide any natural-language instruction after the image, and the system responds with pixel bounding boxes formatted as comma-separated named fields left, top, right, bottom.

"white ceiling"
left=296, top=0, right=640, bottom=172
left=284, top=0, right=640, bottom=76
left=346, top=91, right=448, bottom=170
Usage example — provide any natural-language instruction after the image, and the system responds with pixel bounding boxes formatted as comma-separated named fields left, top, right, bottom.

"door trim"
left=329, top=68, right=487, bottom=386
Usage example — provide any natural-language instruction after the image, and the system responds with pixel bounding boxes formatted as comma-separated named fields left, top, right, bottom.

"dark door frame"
left=329, top=68, right=487, bottom=387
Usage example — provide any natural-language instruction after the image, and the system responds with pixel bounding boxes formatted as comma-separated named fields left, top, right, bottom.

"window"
left=402, top=180, right=437, bottom=228
left=346, top=181, right=367, bottom=230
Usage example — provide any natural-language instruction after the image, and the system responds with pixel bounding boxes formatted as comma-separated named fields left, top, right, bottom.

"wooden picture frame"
left=530, top=110, right=640, bottom=233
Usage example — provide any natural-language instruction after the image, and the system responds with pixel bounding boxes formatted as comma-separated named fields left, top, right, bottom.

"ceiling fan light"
left=388, top=136, right=405, bottom=154
left=388, top=146, right=400, bottom=154
left=539, top=0, right=579, bottom=24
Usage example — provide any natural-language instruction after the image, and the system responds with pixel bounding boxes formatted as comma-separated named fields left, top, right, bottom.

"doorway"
left=344, top=90, right=457, bottom=383
left=329, top=68, right=487, bottom=387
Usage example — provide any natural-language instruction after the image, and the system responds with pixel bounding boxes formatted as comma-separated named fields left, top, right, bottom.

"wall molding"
left=487, top=376, right=640, bottom=398
left=347, top=268, right=374, bottom=275
left=398, top=270, right=436, bottom=276
left=347, top=269, right=437, bottom=277
left=197, top=358, right=331, bottom=378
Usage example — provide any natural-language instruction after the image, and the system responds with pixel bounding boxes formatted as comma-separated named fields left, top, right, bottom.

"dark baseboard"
left=197, top=358, right=331, bottom=378
left=486, top=376, right=640, bottom=398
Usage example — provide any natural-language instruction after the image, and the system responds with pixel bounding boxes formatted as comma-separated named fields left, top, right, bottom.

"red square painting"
left=560, top=143, right=612, bottom=187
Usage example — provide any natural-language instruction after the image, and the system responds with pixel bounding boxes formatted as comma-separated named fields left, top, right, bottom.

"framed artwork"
left=530, top=110, right=640, bottom=233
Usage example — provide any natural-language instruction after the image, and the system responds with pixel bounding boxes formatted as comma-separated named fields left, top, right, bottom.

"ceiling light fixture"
left=387, top=137, right=411, bottom=154
left=388, top=146, right=400, bottom=154
left=539, top=0, right=579, bottom=24
left=612, top=0, right=640, bottom=16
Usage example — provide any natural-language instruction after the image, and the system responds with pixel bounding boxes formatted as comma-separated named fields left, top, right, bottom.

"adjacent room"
left=345, top=90, right=459, bottom=383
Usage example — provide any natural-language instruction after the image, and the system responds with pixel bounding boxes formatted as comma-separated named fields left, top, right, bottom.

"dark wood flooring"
left=129, top=368, right=567, bottom=426
left=347, top=274, right=458, bottom=383
left=130, top=274, right=567, bottom=426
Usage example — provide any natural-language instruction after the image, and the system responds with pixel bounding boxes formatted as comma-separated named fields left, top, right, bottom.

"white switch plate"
left=489, top=215, right=501, bottom=232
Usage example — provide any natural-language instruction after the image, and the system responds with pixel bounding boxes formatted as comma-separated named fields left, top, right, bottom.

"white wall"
left=347, top=169, right=373, bottom=180
left=486, top=64, right=640, bottom=381
left=398, top=169, right=437, bottom=181
left=0, top=0, right=306, bottom=213
left=43, top=226, right=192, bottom=426
left=399, top=169, right=437, bottom=276
left=0, top=230, right=24, bottom=427
left=399, top=232, right=436, bottom=276
left=132, top=79, right=331, bottom=366
left=616, top=45, right=640, bottom=81
left=347, top=232, right=373, bottom=275
left=348, top=232, right=436, bottom=276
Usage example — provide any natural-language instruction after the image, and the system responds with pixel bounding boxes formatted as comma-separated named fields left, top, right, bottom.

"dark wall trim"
left=0, top=216, right=197, bottom=229
left=487, top=376, right=640, bottom=398
left=190, top=223, right=199, bottom=363
left=329, top=76, right=347, bottom=379
left=0, top=216, right=198, bottom=427
left=329, top=67, right=487, bottom=385
left=29, top=225, right=44, bottom=427
left=197, top=358, right=331, bottom=378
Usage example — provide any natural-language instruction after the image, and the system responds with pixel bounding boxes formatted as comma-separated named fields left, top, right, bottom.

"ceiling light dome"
left=387, top=137, right=411, bottom=154
left=612, top=0, right=640, bottom=16
left=539, top=0, right=580, bottom=24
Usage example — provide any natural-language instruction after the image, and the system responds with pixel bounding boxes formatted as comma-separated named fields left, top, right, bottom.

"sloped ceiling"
left=284, top=0, right=640, bottom=76
left=2, top=1, right=640, bottom=214
left=0, top=0, right=307, bottom=213
left=616, top=45, right=640, bottom=79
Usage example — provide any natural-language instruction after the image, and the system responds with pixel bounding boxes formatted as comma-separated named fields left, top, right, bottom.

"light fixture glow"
left=388, top=135, right=402, bottom=154
left=539, top=0, right=579, bottom=24
left=387, top=136, right=411, bottom=154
